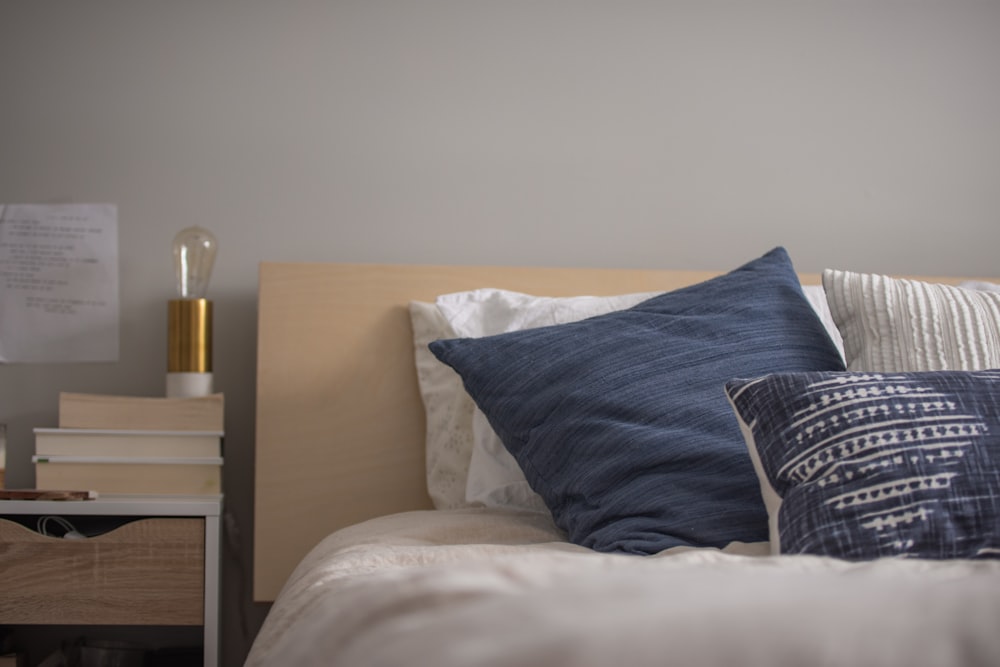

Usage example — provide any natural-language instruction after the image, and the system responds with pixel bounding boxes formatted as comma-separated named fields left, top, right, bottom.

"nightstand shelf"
left=0, top=495, right=221, bottom=667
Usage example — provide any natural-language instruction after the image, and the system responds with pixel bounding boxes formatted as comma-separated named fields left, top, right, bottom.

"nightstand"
left=0, top=495, right=221, bottom=667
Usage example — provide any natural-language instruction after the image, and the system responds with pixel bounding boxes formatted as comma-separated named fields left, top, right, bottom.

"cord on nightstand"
left=37, top=515, right=85, bottom=539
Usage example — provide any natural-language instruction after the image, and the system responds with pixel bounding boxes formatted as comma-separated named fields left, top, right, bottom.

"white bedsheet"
left=247, top=508, right=1000, bottom=667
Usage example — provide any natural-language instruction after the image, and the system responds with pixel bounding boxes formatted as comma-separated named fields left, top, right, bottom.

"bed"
left=247, top=247, right=1000, bottom=667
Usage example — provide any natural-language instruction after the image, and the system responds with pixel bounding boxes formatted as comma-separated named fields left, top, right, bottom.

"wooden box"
left=0, top=517, right=204, bottom=625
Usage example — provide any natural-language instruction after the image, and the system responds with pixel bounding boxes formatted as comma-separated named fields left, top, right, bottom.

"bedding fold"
left=247, top=509, right=998, bottom=667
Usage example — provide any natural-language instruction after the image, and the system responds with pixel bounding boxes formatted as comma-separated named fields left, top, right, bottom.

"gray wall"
left=2, top=2, right=998, bottom=664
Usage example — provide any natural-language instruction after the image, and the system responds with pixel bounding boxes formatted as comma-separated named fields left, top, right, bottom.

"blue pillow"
left=726, top=370, right=1000, bottom=560
left=430, top=247, right=845, bottom=553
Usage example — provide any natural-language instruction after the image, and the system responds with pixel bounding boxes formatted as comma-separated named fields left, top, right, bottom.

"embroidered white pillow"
left=409, top=301, right=473, bottom=509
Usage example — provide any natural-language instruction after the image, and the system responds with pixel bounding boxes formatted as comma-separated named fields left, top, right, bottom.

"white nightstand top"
left=0, top=494, right=222, bottom=516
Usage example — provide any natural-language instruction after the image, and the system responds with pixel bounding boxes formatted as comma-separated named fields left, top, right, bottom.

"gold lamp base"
left=167, top=298, right=213, bottom=398
left=168, top=298, right=213, bottom=372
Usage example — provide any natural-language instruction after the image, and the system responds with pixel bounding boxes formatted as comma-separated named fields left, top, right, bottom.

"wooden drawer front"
left=0, top=517, right=204, bottom=626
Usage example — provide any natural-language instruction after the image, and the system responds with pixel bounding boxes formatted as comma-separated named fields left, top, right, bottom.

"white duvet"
left=247, top=509, right=1000, bottom=667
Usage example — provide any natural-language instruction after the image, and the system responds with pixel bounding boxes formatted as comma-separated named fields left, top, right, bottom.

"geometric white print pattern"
left=726, top=370, right=1000, bottom=560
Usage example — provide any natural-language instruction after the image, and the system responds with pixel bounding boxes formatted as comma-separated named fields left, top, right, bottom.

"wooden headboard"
left=252, top=261, right=985, bottom=601
left=253, top=262, right=745, bottom=600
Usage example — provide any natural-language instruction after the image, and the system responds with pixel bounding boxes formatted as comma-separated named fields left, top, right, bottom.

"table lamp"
left=167, top=226, right=217, bottom=398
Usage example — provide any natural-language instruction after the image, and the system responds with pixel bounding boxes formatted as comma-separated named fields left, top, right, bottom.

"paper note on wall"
left=0, top=204, right=119, bottom=363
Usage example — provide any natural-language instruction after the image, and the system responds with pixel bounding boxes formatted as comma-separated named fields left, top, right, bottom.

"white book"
left=34, top=457, right=223, bottom=496
left=59, top=391, right=224, bottom=431
left=34, top=428, right=223, bottom=458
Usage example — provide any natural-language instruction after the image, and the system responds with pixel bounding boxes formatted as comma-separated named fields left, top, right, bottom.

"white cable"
left=37, top=515, right=85, bottom=539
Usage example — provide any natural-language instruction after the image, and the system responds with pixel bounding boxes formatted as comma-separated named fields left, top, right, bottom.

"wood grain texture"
left=254, top=262, right=776, bottom=600
left=0, top=517, right=204, bottom=625
left=253, top=261, right=996, bottom=601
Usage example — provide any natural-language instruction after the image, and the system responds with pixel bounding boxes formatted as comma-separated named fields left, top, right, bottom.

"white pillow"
left=412, top=284, right=846, bottom=513
left=824, top=269, right=1000, bottom=371
left=408, top=301, right=473, bottom=509
left=961, top=280, right=1000, bottom=294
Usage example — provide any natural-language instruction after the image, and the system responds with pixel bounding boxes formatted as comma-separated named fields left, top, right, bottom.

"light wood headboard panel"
left=253, top=261, right=741, bottom=600
left=253, top=261, right=987, bottom=600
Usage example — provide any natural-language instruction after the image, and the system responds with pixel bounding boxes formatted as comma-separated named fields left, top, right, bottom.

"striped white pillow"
left=823, top=269, right=1000, bottom=372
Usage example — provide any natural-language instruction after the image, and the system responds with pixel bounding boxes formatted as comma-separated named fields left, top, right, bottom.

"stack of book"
left=33, top=392, right=224, bottom=497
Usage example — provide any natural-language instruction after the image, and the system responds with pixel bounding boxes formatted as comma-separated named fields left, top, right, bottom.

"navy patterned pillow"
left=726, top=370, right=1000, bottom=560
left=430, top=247, right=845, bottom=554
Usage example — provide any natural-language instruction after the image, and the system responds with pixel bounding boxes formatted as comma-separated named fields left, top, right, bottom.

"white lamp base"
left=167, top=372, right=214, bottom=398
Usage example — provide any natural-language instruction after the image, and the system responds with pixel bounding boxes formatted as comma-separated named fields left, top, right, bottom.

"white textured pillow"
left=823, top=269, right=1000, bottom=371
left=409, top=301, right=473, bottom=509
left=962, top=280, right=1000, bottom=294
